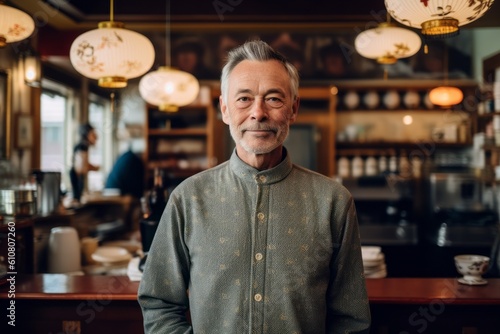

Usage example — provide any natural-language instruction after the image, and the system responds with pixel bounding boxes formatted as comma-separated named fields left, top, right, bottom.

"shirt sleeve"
left=326, top=196, right=371, bottom=333
left=137, top=195, right=193, bottom=334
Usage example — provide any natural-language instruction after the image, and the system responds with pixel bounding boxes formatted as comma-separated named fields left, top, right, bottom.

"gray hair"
left=220, top=40, right=300, bottom=104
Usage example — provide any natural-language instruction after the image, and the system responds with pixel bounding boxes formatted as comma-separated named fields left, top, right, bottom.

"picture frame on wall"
left=0, top=69, right=12, bottom=160
left=15, top=114, right=33, bottom=149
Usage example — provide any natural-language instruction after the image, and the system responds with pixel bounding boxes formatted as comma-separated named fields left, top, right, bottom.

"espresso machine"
left=342, top=175, right=419, bottom=246
left=427, top=172, right=498, bottom=247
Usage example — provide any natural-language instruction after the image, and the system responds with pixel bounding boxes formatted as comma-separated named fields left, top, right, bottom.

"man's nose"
left=250, top=99, right=268, bottom=121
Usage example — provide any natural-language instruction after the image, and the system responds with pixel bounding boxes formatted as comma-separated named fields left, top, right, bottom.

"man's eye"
left=266, top=97, right=284, bottom=108
left=236, top=97, right=252, bottom=107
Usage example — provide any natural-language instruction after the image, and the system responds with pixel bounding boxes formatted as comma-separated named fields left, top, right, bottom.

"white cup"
left=48, top=227, right=81, bottom=273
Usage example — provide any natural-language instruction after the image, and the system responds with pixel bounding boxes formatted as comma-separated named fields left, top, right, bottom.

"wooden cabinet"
left=143, top=86, right=225, bottom=187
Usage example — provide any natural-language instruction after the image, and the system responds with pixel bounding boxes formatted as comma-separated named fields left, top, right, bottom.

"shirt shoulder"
left=291, top=164, right=351, bottom=195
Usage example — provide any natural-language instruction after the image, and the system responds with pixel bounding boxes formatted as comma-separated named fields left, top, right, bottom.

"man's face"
left=220, top=60, right=298, bottom=157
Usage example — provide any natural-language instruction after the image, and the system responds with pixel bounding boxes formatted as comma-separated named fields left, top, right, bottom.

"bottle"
left=388, top=151, right=398, bottom=174
left=411, top=156, right=423, bottom=179
left=337, top=156, right=350, bottom=178
left=148, top=168, right=169, bottom=222
left=365, top=155, right=378, bottom=176
left=351, top=155, right=364, bottom=178
left=399, top=151, right=411, bottom=178
left=378, top=153, right=388, bottom=174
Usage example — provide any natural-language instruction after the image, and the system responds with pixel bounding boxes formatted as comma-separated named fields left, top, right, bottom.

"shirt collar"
left=229, top=147, right=293, bottom=185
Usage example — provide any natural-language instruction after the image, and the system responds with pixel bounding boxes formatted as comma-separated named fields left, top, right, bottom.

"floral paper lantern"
left=139, top=67, right=200, bottom=112
left=69, top=21, right=155, bottom=88
left=0, top=4, right=35, bottom=47
left=385, top=0, right=495, bottom=38
left=355, top=23, right=422, bottom=64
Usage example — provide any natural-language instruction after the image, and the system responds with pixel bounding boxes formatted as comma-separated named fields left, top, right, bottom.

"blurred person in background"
left=69, top=123, right=99, bottom=204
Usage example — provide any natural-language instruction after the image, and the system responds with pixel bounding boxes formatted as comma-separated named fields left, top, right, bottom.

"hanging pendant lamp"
left=428, top=42, right=463, bottom=108
left=385, top=0, right=495, bottom=38
left=355, top=22, right=422, bottom=64
left=0, top=3, right=35, bottom=47
left=139, top=67, right=200, bottom=112
left=429, top=86, right=463, bottom=107
left=69, top=0, right=155, bottom=88
left=139, top=1, right=199, bottom=112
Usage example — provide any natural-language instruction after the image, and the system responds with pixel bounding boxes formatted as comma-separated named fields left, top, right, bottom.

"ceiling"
left=6, top=0, right=500, bottom=80
left=9, top=0, right=500, bottom=33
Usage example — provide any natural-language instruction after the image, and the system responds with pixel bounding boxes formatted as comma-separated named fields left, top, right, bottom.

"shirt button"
left=259, top=175, right=266, bottom=182
left=255, top=253, right=263, bottom=261
left=254, top=293, right=262, bottom=302
left=257, top=212, right=265, bottom=220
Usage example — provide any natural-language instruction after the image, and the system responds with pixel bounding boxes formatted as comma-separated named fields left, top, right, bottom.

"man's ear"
left=289, top=96, right=300, bottom=123
left=220, top=96, right=230, bottom=125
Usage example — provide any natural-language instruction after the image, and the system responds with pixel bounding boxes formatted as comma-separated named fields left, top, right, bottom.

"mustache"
left=241, top=124, right=278, bottom=133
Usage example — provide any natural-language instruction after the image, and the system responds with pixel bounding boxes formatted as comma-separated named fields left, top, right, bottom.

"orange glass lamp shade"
left=69, top=22, right=155, bottom=88
left=0, top=4, right=35, bottom=47
left=429, top=86, right=463, bottom=107
left=354, top=23, right=421, bottom=64
left=385, top=0, right=495, bottom=38
left=139, top=67, right=200, bottom=112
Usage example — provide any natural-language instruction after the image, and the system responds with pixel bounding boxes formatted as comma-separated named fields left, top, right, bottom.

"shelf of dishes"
left=333, top=78, right=479, bottom=112
left=336, top=111, right=471, bottom=144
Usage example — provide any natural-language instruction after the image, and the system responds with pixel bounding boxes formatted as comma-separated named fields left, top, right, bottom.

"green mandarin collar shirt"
left=138, top=148, right=371, bottom=333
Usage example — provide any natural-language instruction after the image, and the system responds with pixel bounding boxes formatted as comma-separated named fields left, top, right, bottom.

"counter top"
left=2, top=275, right=500, bottom=305
left=2, top=275, right=500, bottom=333
left=0, top=274, right=140, bottom=301
left=366, top=277, right=500, bottom=305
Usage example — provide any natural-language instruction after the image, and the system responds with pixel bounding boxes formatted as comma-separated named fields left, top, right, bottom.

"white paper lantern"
left=0, top=4, right=35, bottom=47
left=355, top=23, right=422, bottom=64
left=69, top=22, right=155, bottom=88
left=139, top=67, right=200, bottom=112
left=385, top=0, right=495, bottom=38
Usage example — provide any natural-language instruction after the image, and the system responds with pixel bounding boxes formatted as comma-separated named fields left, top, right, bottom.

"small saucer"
left=458, top=277, right=488, bottom=286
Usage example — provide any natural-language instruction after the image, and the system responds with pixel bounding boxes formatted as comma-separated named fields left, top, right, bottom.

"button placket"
left=251, top=181, right=269, bottom=331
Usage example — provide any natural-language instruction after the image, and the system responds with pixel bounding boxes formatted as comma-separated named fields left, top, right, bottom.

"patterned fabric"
left=138, top=149, right=371, bottom=333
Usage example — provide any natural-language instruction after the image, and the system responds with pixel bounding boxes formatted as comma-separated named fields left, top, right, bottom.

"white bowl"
left=423, top=92, right=434, bottom=109
left=91, top=246, right=132, bottom=264
left=454, top=254, right=490, bottom=285
left=403, top=90, right=420, bottom=109
left=383, top=90, right=400, bottom=109
left=363, top=90, right=379, bottom=109
left=344, top=90, right=360, bottom=109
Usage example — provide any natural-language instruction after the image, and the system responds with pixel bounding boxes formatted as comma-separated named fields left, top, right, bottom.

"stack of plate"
left=361, top=246, right=387, bottom=278
left=91, top=246, right=132, bottom=266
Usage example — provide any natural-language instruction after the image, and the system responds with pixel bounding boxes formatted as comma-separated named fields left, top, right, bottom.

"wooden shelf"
left=336, top=108, right=466, bottom=113
left=148, top=128, right=207, bottom=136
left=337, top=141, right=471, bottom=149
left=143, top=86, right=226, bottom=187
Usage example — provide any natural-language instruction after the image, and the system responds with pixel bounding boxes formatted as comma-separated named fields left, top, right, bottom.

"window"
left=87, top=97, right=113, bottom=193
left=40, top=79, right=113, bottom=197
left=40, top=87, right=71, bottom=192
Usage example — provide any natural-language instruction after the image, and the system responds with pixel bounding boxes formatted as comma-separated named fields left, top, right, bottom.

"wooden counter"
left=1, top=275, right=500, bottom=333
left=0, top=275, right=142, bottom=333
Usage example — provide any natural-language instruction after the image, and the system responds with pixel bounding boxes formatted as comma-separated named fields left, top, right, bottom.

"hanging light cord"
left=443, top=43, right=449, bottom=86
left=110, top=0, right=114, bottom=23
left=165, top=0, right=171, bottom=67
